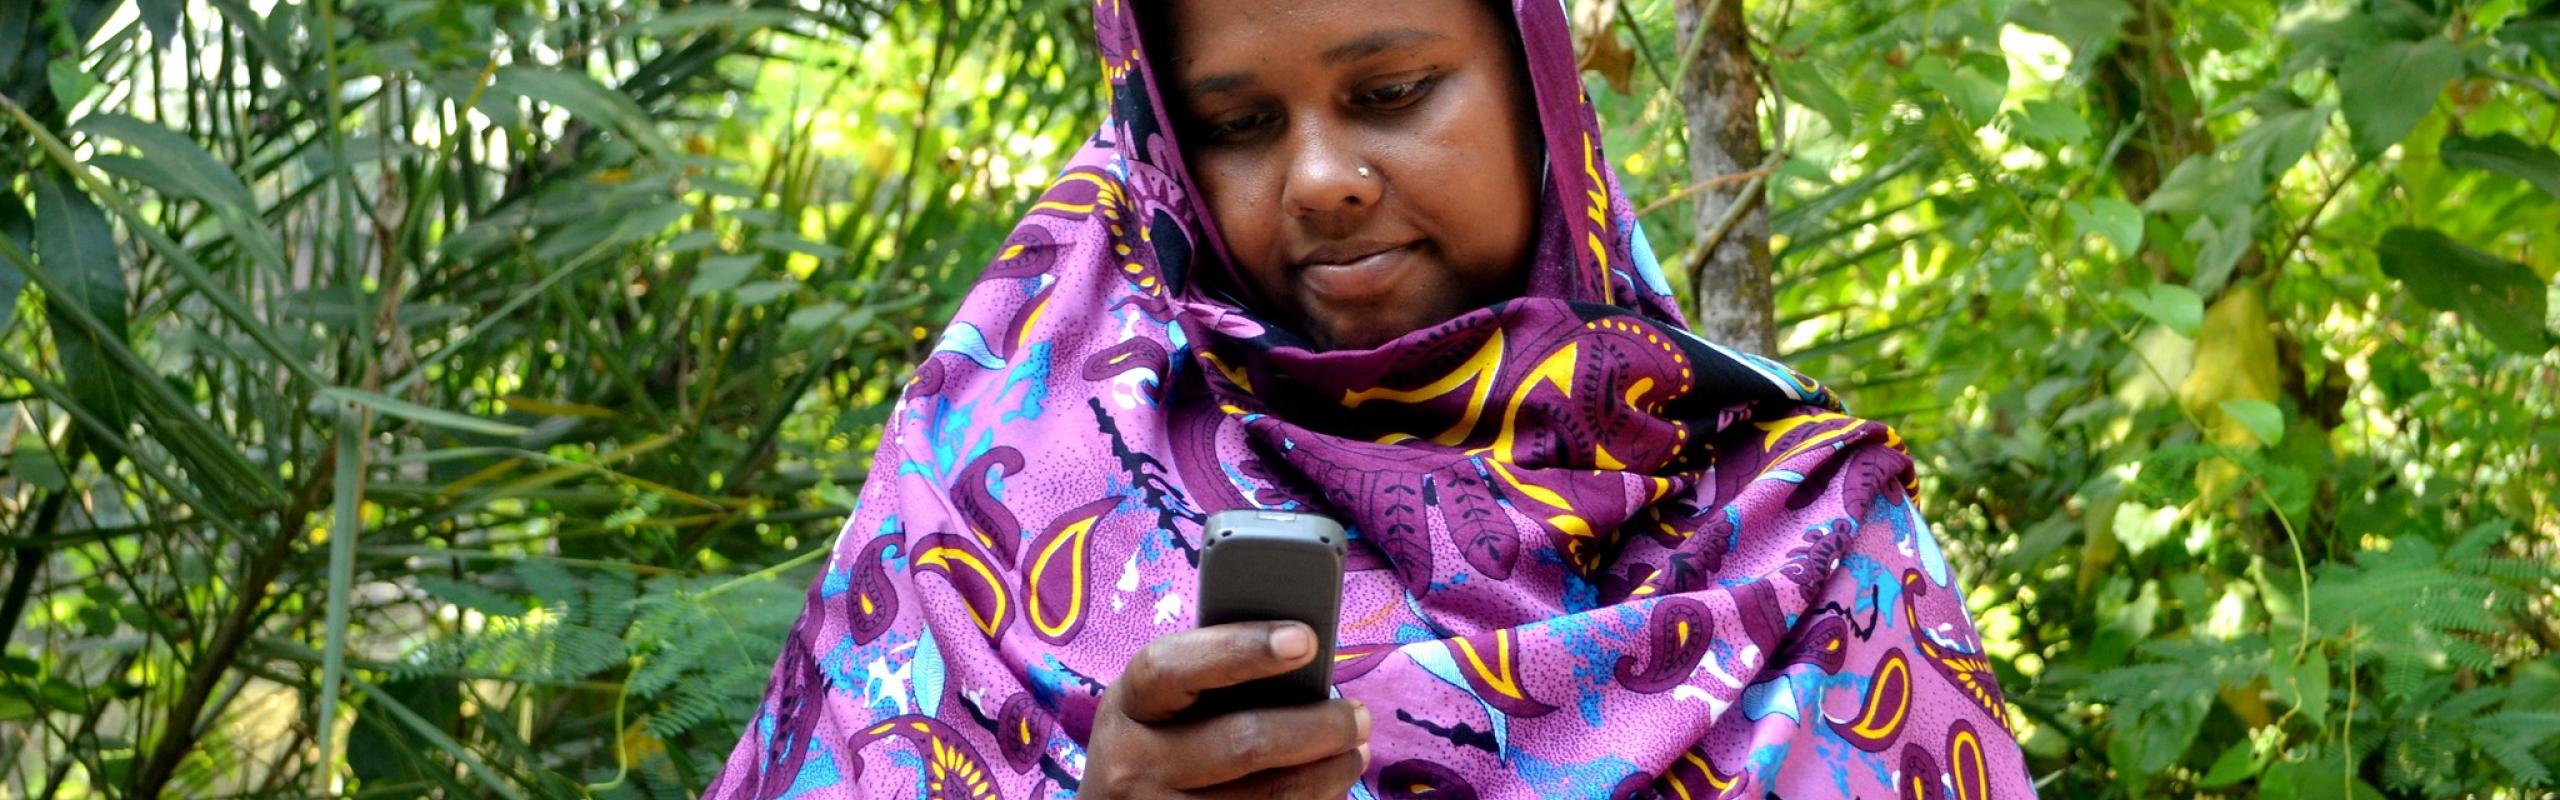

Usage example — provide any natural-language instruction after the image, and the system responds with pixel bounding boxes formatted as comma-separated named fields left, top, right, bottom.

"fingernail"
left=1270, top=623, right=1313, bottom=660
left=1352, top=701, right=1372, bottom=739
left=1356, top=742, right=1372, bottom=768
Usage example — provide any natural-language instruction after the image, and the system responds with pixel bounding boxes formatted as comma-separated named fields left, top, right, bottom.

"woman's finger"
left=1114, top=621, right=1318, bottom=723
left=1160, top=699, right=1370, bottom=789
left=1186, top=745, right=1370, bottom=800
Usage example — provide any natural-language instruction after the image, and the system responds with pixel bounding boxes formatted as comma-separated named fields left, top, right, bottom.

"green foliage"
left=0, top=0, right=1097, bottom=794
left=1598, top=0, right=2560, bottom=793
left=0, top=0, right=2552, bottom=796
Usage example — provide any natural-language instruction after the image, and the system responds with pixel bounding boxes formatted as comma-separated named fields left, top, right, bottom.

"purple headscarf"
left=704, top=1, right=2037, bottom=797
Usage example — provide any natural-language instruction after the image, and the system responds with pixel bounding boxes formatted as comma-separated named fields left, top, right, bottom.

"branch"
left=1637, top=163, right=1779, bottom=218
left=130, top=446, right=337, bottom=798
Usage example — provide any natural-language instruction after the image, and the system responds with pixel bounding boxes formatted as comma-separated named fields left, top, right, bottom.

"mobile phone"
left=1191, top=509, right=1347, bottom=716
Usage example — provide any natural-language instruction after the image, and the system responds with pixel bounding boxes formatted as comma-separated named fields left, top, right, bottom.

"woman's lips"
left=1299, top=243, right=1419, bottom=304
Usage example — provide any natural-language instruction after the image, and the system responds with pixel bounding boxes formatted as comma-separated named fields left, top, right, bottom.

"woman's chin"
left=1304, top=310, right=1447, bottom=352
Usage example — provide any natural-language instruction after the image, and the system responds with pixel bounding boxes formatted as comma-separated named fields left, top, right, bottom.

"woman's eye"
left=1201, top=111, right=1276, bottom=143
left=1361, top=76, right=1439, bottom=109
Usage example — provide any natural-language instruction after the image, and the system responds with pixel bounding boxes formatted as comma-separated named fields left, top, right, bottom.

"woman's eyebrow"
left=1185, top=73, right=1256, bottom=98
left=1321, top=28, right=1447, bottom=63
left=1179, top=28, right=1447, bottom=99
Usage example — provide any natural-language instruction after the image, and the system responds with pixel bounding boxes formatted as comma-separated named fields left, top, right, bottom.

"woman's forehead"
left=1150, top=0, right=1517, bottom=76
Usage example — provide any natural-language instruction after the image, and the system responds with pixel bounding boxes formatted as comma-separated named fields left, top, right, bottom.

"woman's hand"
left=1080, top=621, right=1371, bottom=799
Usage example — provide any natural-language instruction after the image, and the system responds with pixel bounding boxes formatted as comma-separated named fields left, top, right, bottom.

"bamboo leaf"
left=319, top=387, right=530, bottom=437
left=0, top=195, right=27, bottom=333
left=494, top=66, right=674, bottom=157
left=31, top=173, right=133, bottom=463
left=74, top=114, right=258, bottom=210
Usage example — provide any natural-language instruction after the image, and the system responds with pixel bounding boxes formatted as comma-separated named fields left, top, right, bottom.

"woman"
left=707, top=0, right=2034, bottom=796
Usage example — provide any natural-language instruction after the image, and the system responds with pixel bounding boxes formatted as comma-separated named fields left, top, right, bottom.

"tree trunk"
left=1675, top=0, right=1776, bottom=355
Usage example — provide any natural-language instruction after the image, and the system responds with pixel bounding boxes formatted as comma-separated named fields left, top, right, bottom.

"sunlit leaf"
left=2010, top=99, right=2090, bottom=146
left=2125, top=282, right=2202, bottom=337
left=2070, top=197, right=2144, bottom=254
left=1774, top=61, right=1853, bottom=134
left=2220, top=399, right=2283, bottom=447
left=44, top=59, right=97, bottom=109
left=1912, top=58, right=2006, bottom=126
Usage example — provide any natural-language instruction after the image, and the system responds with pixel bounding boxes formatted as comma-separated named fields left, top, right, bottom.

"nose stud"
left=1357, top=167, right=1373, bottom=178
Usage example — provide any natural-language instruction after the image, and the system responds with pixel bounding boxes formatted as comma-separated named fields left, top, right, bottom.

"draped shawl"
left=706, top=1, right=2036, bottom=797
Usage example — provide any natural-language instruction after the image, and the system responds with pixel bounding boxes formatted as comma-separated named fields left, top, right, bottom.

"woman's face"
left=1160, top=0, right=1542, bottom=351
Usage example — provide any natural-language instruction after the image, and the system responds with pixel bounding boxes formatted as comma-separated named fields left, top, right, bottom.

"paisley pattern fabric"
left=703, top=1, right=2035, bottom=797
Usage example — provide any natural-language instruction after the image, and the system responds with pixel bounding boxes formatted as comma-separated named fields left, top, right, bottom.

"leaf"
left=2440, top=133, right=2560, bottom=202
left=2070, top=197, right=2144, bottom=253
left=8, top=438, right=66, bottom=491
left=731, top=279, right=798, bottom=306
left=2007, top=0, right=2135, bottom=49
left=2261, top=748, right=2387, bottom=800
left=751, top=231, right=846, bottom=260
left=2219, top=399, right=2284, bottom=446
left=2010, top=98, right=2090, bottom=146
left=2143, top=154, right=2242, bottom=215
left=319, top=386, right=531, bottom=437
left=1775, top=61, right=1854, bottom=134
left=687, top=254, right=759, bottom=296
left=2199, top=733, right=2267, bottom=788
left=2125, top=282, right=2203, bottom=337
left=2336, top=37, right=2463, bottom=158
left=416, top=575, right=527, bottom=618
left=31, top=174, right=133, bottom=464
left=45, top=59, right=97, bottom=108
left=2186, top=207, right=2253, bottom=295
left=73, top=115, right=258, bottom=210
left=2232, top=101, right=2328, bottom=184
left=493, top=67, right=673, bottom=156
left=785, top=301, right=848, bottom=332
left=1913, top=58, right=2006, bottom=126
left=2500, top=18, right=2560, bottom=64
left=134, top=0, right=181, bottom=48
left=2270, top=648, right=2330, bottom=727
left=0, top=195, right=28, bottom=334
left=2377, top=227, right=2553, bottom=353
left=612, top=7, right=804, bottom=38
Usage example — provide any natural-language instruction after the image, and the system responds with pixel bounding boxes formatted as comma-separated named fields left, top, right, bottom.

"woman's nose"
left=1281, top=124, right=1380, bottom=219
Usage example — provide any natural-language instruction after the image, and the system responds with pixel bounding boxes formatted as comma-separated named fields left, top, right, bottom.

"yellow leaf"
left=2179, top=285, right=2285, bottom=501
left=2179, top=285, right=2282, bottom=427
left=500, top=395, right=619, bottom=419
left=620, top=715, right=666, bottom=764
